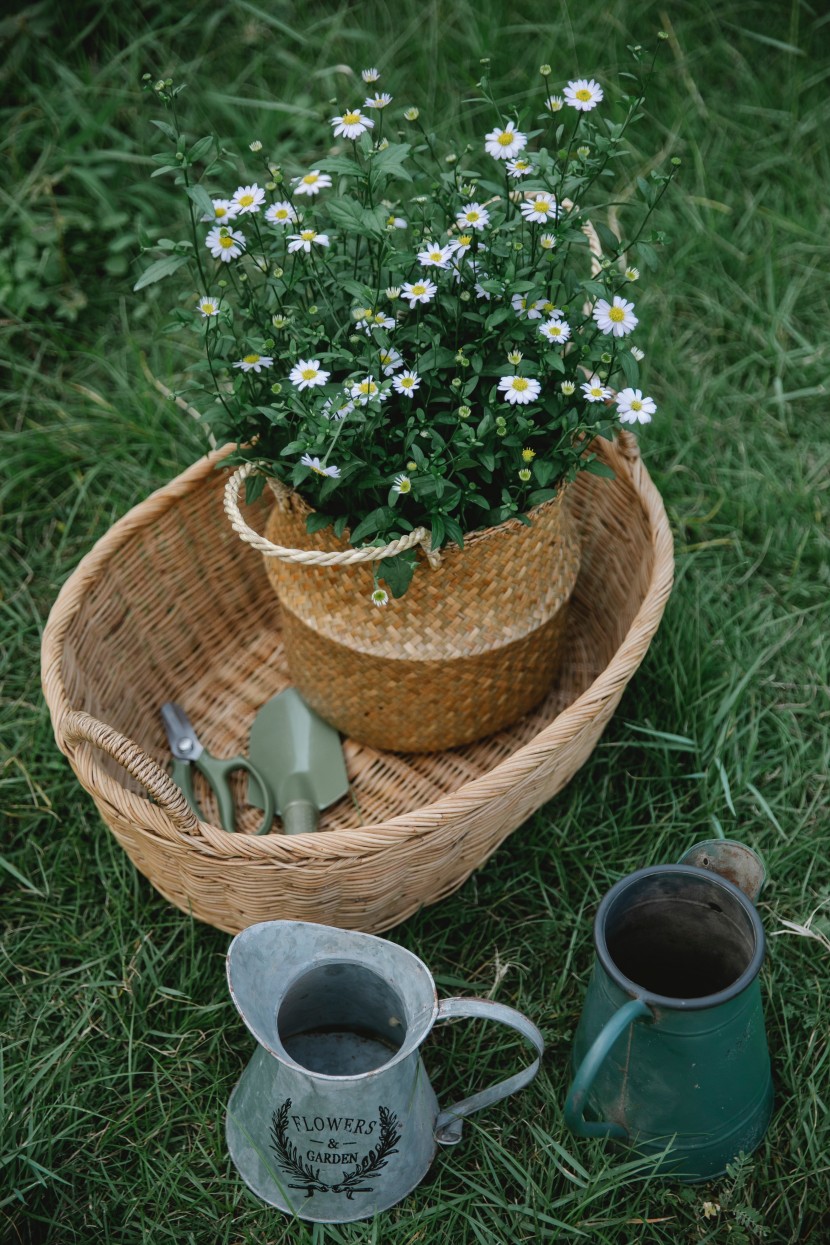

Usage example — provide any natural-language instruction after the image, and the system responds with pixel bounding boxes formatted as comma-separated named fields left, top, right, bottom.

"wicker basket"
left=41, top=431, right=673, bottom=934
left=224, top=474, right=580, bottom=752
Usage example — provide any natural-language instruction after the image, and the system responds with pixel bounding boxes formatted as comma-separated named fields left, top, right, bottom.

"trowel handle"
left=432, top=997, right=545, bottom=1146
left=564, top=997, right=652, bottom=1140
left=278, top=773, right=320, bottom=836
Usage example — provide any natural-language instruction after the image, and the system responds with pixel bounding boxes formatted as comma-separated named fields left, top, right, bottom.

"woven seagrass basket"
left=41, top=430, right=673, bottom=935
left=224, top=469, right=580, bottom=752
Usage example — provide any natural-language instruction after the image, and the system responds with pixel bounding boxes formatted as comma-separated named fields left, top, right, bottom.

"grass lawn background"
left=2, top=1, right=829, bottom=1241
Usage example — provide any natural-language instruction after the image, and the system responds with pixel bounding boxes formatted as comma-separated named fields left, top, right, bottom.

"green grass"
left=2, top=1, right=829, bottom=1241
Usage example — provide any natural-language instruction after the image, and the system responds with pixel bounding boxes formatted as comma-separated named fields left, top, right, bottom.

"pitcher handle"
left=564, top=997, right=652, bottom=1139
left=432, top=997, right=545, bottom=1146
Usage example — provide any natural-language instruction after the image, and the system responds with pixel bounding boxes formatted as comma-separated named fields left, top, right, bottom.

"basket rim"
left=41, top=431, right=673, bottom=863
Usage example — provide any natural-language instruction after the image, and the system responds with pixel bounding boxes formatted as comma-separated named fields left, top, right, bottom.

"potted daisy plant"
left=138, top=48, right=673, bottom=750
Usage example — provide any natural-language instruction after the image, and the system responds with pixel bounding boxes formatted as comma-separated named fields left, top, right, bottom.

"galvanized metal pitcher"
left=564, top=841, right=773, bottom=1181
left=226, top=920, right=544, bottom=1222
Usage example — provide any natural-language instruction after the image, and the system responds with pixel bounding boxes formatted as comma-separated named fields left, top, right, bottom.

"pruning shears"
left=161, top=701, right=275, bottom=835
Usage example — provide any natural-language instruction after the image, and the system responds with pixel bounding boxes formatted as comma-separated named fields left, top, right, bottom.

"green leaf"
left=417, top=345, right=456, bottom=372
left=527, top=488, right=558, bottom=505
left=306, top=512, right=333, bottom=535
left=326, top=197, right=387, bottom=238
left=429, top=515, right=446, bottom=550
left=378, top=550, right=416, bottom=598
left=617, top=349, right=640, bottom=385
left=245, top=474, right=266, bottom=505
left=150, top=118, right=178, bottom=141
left=132, top=254, right=190, bottom=291
left=188, top=135, right=214, bottom=163
left=317, top=155, right=366, bottom=178
left=583, top=458, right=617, bottom=478
left=186, top=184, right=215, bottom=219
left=485, top=306, right=513, bottom=329
left=350, top=506, right=394, bottom=543
left=150, top=164, right=178, bottom=178
left=369, top=142, right=413, bottom=184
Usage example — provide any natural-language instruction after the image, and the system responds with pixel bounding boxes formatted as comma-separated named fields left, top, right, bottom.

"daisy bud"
left=450, top=377, right=462, bottom=389
left=513, top=240, right=523, bottom=251
left=507, top=350, right=523, bottom=365
left=625, top=267, right=640, bottom=281
left=658, top=30, right=669, bottom=39
left=458, top=405, right=471, bottom=419
left=445, top=153, right=457, bottom=164
left=671, top=156, right=682, bottom=166
left=273, top=267, right=284, bottom=278
left=154, top=80, right=165, bottom=91
left=386, top=286, right=401, bottom=300
left=249, top=140, right=263, bottom=152
left=577, top=145, right=590, bottom=158
left=371, top=587, right=389, bottom=607
left=601, top=352, right=612, bottom=364
left=496, top=426, right=507, bottom=436
left=518, top=468, right=532, bottom=481
left=218, top=279, right=228, bottom=288
left=271, top=383, right=283, bottom=395
left=561, top=380, right=575, bottom=395
left=539, top=64, right=551, bottom=76
left=522, top=447, right=536, bottom=462
left=456, top=352, right=470, bottom=367
left=266, top=181, right=277, bottom=191
left=495, top=415, right=507, bottom=427
left=404, top=107, right=420, bottom=121
left=406, top=461, right=417, bottom=471
left=459, top=290, right=471, bottom=302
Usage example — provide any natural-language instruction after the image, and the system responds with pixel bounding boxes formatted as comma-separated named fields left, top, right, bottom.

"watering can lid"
left=678, top=839, right=766, bottom=904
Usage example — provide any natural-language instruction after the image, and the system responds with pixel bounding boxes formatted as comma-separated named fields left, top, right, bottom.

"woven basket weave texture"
left=262, top=484, right=580, bottom=750
left=41, top=432, right=673, bottom=934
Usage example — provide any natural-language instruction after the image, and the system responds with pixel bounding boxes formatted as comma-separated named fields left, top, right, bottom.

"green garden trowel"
left=246, top=688, right=349, bottom=835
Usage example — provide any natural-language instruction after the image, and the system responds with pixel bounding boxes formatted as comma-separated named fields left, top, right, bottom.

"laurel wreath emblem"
left=270, top=1098, right=402, bottom=1199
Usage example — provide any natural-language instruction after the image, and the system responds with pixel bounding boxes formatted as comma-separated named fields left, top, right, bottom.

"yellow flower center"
left=466, top=211, right=479, bottom=221
left=311, top=464, right=328, bottom=475
left=219, top=235, right=235, bottom=248
left=631, top=399, right=643, bottom=410
left=301, top=229, right=316, bottom=241
left=243, top=354, right=260, bottom=364
left=429, top=251, right=442, bottom=261
left=576, top=88, right=592, bottom=101
left=215, top=206, right=228, bottom=218
left=497, top=131, right=514, bottom=146
left=343, top=111, right=362, bottom=125
left=513, top=378, right=529, bottom=391
left=458, top=234, right=472, bottom=247
left=300, top=367, right=317, bottom=380
left=609, top=306, right=626, bottom=322
left=535, top=200, right=551, bottom=214
left=302, top=173, right=319, bottom=184
left=549, top=325, right=561, bottom=335
left=522, top=448, right=536, bottom=461
left=412, top=284, right=426, bottom=295
left=400, top=378, right=413, bottom=388
left=238, top=193, right=254, bottom=206
left=276, top=208, right=289, bottom=218
left=398, top=477, right=411, bottom=490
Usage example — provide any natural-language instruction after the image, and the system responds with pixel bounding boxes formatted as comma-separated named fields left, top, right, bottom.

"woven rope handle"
left=61, top=710, right=199, bottom=835
left=224, top=462, right=440, bottom=567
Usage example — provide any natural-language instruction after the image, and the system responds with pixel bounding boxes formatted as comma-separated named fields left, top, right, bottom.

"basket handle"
left=61, top=710, right=200, bottom=835
left=223, top=461, right=440, bottom=567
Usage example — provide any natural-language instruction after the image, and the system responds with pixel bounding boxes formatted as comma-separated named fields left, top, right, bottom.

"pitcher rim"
left=227, top=920, right=440, bottom=1079
left=594, top=864, right=766, bottom=1012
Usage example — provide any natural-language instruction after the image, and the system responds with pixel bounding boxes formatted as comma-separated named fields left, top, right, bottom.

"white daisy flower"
left=545, top=95, right=564, bottom=113
left=300, top=453, right=341, bottom=478
left=511, top=293, right=544, bottom=320
left=289, top=359, right=331, bottom=390
left=538, top=317, right=571, bottom=343
left=581, top=379, right=612, bottom=403
left=506, top=157, right=534, bottom=178
left=451, top=233, right=474, bottom=258
left=593, top=295, right=638, bottom=337
left=293, top=170, right=332, bottom=196
left=484, top=121, right=528, bottom=160
left=265, top=201, right=298, bottom=226
left=539, top=233, right=557, bottom=250
left=349, top=376, right=386, bottom=405
left=371, top=586, right=389, bottom=606
left=564, top=79, right=604, bottom=112
left=205, top=226, right=246, bottom=262
left=196, top=296, right=221, bottom=317
left=392, top=372, right=421, bottom=397
left=625, top=266, right=640, bottom=281
left=200, top=198, right=239, bottom=224
left=233, top=352, right=273, bottom=373
left=392, top=473, right=412, bottom=493
left=386, top=214, right=407, bottom=229
left=378, top=348, right=404, bottom=375
left=455, top=203, right=490, bottom=232
left=616, top=387, right=656, bottom=424
left=630, top=346, right=645, bottom=362
left=231, top=184, right=266, bottom=215
left=365, top=92, right=393, bottom=109
left=561, top=380, right=576, bottom=395
left=321, top=395, right=354, bottom=421
left=520, top=195, right=560, bottom=224
left=361, top=67, right=381, bottom=83
left=497, top=375, right=542, bottom=405
left=401, top=278, right=437, bottom=307
left=404, top=106, right=420, bottom=121
left=355, top=308, right=395, bottom=334
left=331, top=109, right=375, bottom=140
left=287, top=228, right=330, bottom=253
left=474, top=277, right=492, bottom=301
left=417, top=241, right=454, bottom=269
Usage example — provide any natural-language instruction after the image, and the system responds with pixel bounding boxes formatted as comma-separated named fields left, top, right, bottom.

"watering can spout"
left=678, top=839, right=766, bottom=905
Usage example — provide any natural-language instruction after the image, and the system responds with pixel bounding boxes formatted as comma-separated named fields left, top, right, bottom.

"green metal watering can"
left=225, top=920, right=544, bottom=1223
left=565, top=840, right=774, bottom=1181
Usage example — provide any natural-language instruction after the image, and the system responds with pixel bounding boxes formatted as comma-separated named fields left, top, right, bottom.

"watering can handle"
left=432, top=997, right=545, bottom=1146
left=564, top=997, right=652, bottom=1139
